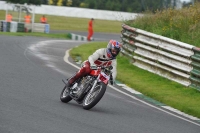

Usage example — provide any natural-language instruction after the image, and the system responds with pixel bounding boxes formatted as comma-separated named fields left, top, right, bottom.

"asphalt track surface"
left=0, top=34, right=200, bottom=133
left=50, top=30, right=121, bottom=41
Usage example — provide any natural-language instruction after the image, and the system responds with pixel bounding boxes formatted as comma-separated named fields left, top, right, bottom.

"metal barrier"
left=0, top=20, right=49, bottom=33
left=121, top=24, right=200, bottom=90
left=24, top=23, right=49, bottom=33
left=0, top=20, right=5, bottom=31
left=10, top=21, right=18, bottom=32
left=68, top=33, right=89, bottom=41
left=0, top=21, right=9, bottom=32
left=190, top=47, right=200, bottom=90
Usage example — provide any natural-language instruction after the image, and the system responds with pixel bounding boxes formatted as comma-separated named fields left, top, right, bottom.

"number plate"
left=99, top=71, right=110, bottom=84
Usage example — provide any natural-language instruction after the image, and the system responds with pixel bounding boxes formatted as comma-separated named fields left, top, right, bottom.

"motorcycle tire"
left=60, top=85, right=72, bottom=103
left=82, top=82, right=107, bottom=110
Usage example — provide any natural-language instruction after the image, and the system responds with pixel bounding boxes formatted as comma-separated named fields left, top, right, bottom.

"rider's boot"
left=68, top=65, right=90, bottom=86
left=68, top=73, right=81, bottom=86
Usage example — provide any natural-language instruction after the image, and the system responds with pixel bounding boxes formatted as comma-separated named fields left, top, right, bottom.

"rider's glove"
left=110, top=80, right=114, bottom=85
left=90, top=64, right=97, bottom=70
left=110, top=74, right=114, bottom=85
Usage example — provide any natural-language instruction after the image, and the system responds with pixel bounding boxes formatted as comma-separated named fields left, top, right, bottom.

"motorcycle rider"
left=68, top=39, right=122, bottom=86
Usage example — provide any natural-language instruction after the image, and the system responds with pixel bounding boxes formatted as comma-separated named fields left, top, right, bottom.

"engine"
left=72, top=76, right=93, bottom=98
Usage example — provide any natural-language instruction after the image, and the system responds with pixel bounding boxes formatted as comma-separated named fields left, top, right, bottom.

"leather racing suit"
left=69, top=48, right=117, bottom=85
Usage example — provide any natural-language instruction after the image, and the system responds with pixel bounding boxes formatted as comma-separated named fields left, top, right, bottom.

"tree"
left=88, top=0, right=95, bottom=8
left=105, top=0, right=112, bottom=11
left=71, top=0, right=81, bottom=7
left=41, top=0, right=49, bottom=5
left=67, top=0, right=72, bottom=6
left=57, top=0, right=63, bottom=6
left=62, top=0, right=67, bottom=6
left=50, top=0, right=59, bottom=5
left=182, top=1, right=192, bottom=7
left=6, top=0, right=41, bottom=5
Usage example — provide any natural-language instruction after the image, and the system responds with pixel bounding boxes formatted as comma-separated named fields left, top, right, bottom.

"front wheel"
left=82, top=82, right=107, bottom=110
left=60, top=84, right=72, bottom=103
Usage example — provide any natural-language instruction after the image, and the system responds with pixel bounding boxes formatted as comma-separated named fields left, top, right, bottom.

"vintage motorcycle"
left=60, top=65, right=113, bottom=110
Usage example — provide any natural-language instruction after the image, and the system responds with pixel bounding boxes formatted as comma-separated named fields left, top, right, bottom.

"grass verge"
left=70, top=42, right=200, bottom=118
left=0, top=10, right=123, bottom=33
left=126, top=3, right=200, bottom=47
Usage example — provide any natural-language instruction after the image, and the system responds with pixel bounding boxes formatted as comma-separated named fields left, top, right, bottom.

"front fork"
left=88, top=74, right=100, bottom=94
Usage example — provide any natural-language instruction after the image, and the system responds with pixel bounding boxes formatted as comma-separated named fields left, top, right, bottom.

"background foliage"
left=5, top=0, right=199, bottom=13
left=6, top=0, right=41, bottom=5
left=126, top=2, right=200, bottom=47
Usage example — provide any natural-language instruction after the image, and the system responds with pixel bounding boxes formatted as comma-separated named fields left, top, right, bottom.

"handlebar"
left=90, top=65, right=113, bottom=70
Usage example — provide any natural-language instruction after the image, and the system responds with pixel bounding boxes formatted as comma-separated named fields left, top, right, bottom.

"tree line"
left=48, top=0, right=179, bottom=12
left=5, top=0, right=196, bottom=13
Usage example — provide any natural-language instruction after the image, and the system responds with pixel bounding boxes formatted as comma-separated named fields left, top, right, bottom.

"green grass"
left=126, top=3, right=200, bottom=47
left=70, top=42, right=200, bottom=118
left=0, top=9, right=122, bottom=38
left=1, top=6, right=200, bottom=119
left=0, top=10, right=123, bottom=33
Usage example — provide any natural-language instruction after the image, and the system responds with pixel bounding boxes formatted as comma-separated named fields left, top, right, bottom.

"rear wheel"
left=82, top=82, right=107, bottom=110
left=60, top=84, right=72, bottom=103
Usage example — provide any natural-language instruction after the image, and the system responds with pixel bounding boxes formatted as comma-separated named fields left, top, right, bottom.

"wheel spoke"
left=84, top=85, right=102, bottom=105
left=62, top=87, right=69, bottom=98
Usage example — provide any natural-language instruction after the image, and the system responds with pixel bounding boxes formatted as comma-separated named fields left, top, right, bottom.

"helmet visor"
left=111, top=48, right=120, bottom=57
